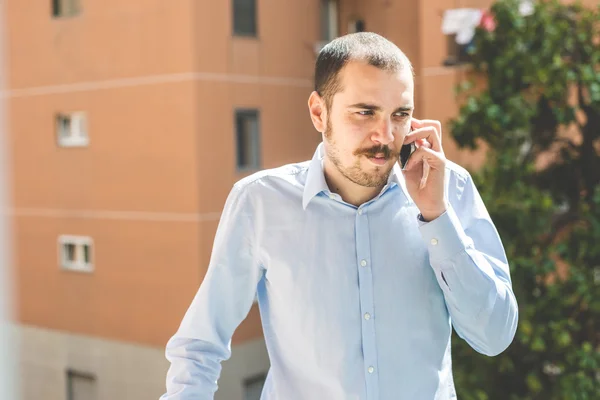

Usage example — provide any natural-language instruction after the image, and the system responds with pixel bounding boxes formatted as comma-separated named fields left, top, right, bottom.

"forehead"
left=334, top=60, right=414, bottom=106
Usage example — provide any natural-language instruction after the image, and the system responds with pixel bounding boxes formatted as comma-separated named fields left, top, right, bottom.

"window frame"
left=56, top=112, right=89, bottom=148
left=58, top=235, right=94, bottom=273
left=66, top=369, right=96, bottom=400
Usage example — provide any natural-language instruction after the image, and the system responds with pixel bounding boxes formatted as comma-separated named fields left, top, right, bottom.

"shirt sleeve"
left=160, top=183, right=264, bottom=400
left=418, top=169, right=519, bottom=357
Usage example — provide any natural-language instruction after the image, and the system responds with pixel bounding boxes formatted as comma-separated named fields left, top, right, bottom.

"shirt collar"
left=302, top=143, right=329, bottom=210
left=302, top=143, right=412, bottom=210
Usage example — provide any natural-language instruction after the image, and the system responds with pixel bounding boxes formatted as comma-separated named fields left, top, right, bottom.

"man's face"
left=322, top=61, right=414, bottom=188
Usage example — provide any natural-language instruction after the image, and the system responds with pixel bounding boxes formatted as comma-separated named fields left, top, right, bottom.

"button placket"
left=355, top=206, right=379, bottom=397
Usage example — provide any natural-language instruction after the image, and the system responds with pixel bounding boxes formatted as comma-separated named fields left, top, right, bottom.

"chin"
left=362, top=167, right=392, bottom=184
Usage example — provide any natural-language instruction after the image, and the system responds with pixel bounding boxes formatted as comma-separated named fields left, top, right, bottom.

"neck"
left=322, top=157, right=384, bottom=207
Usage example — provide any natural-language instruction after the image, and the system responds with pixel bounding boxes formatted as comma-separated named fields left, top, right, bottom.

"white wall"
left=16, top=324, right=269, bottom=400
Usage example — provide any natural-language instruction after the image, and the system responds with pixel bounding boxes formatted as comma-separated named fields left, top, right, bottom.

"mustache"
left=354, top=145, right=399, bottom=159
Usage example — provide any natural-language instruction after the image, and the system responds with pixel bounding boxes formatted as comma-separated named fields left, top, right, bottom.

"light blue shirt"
left=161, top=143, right=518, bottom=400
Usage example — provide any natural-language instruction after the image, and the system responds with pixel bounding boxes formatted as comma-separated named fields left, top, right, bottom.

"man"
left=160, top=32, right=518, bottom=400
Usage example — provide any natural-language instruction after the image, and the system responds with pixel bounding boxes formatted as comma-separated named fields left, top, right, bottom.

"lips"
left=367, top=155, right=388, bottom=165
left=355, top=146, right=396, bottom=165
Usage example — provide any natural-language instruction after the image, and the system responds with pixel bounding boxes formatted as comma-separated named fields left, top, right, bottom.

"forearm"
left=420, top=206, right=518, bottom=356
left=161, top=267, right=261, bottom=399
left=161, top=183, right=263, bottom=399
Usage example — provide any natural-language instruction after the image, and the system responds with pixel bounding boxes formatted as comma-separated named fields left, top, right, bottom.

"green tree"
left=448, top=1, right=600, bottom=399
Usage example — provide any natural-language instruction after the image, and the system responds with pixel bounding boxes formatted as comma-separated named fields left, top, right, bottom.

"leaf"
left=449, top=1, right=600, bottom=398
left=532, top=337, right=546, bottom=351
left=526, top=373, right=543, bottom=393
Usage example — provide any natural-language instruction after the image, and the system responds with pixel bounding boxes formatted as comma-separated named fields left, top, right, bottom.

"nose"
left=371, top=118, right=395, bottom=145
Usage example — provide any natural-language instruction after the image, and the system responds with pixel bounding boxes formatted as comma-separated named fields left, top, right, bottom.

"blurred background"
left=0, top=0, right=598, bottom=399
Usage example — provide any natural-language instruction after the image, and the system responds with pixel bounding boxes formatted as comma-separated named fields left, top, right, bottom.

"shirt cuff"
left=418, top=206, right=472, bottom=262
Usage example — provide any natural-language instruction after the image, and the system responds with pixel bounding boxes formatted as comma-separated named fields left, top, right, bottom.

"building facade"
left=5, top=0, right=493, bottom=399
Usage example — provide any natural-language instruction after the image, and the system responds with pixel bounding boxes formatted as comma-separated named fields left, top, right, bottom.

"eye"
left=357, top=110, right=374, bottom=116
left=393, top=112, right=410, bottom=118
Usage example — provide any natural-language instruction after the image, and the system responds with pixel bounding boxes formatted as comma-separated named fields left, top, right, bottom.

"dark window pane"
left=52, top=0, right=61, bottom=17
left=355, top=20, right=365, bottom=33
left=52, top=0, right=81, bottom=18
left=235, top=110, right=260, bottom=170
left=320, top=0, right=330, bottom=41
left=442, top=34, right=472, bottom=66
left=233, top=0, right=257, bottom=36
left=66, top=370, right=97, bottom=400
left=65, top=243, right=76, bottom=262
left=83, top=244, right=90, bottom=264
left=320, top=0, right=338, bottom=41
left=57, top=115, right=72, bottom=138
left=244, top=374, right=267, bottom=400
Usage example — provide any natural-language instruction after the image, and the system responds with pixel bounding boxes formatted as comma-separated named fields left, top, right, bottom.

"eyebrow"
left=348, top=103, right=414, bottom=113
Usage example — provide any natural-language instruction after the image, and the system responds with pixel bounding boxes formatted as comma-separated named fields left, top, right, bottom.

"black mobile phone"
left=399, top=128, right=416, bottom=170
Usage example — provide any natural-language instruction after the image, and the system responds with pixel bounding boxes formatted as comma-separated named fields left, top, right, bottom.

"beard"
left=323, top=120, right=398, bottom=188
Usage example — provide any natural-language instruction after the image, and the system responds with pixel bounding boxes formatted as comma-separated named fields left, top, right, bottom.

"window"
left=443, top=34, right=472, bottom=66
left=233, top=0, right=257, bottom=37
left=52, top=0, right=81, bottom=18
left=244, top=373, right=267, bottom=400
left=56, top=112, right=88, bottom=147
left=66, top=369, right=97, bottom=400
left=320, top=0, right=338, bottom=41
left=59, top=235, right=94, bottom=273
left=314, top=0, right=339, bottom=53
left=235, top=109, right=261, bottom=170
left=440, top=8, right=480, bottom=66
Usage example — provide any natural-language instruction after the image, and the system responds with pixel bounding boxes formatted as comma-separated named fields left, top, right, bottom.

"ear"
left=308, top=91, right=327, bottom=133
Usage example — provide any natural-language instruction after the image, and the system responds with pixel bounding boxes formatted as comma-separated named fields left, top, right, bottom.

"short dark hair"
left=314, top=32, right=413, bottom=110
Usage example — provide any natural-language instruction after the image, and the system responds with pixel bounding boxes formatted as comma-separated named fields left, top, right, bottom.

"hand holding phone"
left=401, top=126, right=430, bottom=189
left=401, top=119, right=447, bottom=221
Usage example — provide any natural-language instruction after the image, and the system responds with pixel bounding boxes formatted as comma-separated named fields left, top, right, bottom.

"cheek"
left=394, top=125, right=411, bottom=146
left=347, top=115, right=374, bottom=131
left=331, top=119, right=362, bottom=142
left=343, top=119, right=374, bottom=142
left=393, top=133, right=406, bottom=148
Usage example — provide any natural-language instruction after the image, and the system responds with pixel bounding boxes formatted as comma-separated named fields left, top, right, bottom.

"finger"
left=405, top=146, right=445, bottom=171
left=404, top=126, right=442, bottom=152
left=411, top=119, right=443, bottom=145
left=410, top=117, right=423, bottom=126
left=418, top=138, right=431, bottom=149
left=419, top=160, right=430, bottom=190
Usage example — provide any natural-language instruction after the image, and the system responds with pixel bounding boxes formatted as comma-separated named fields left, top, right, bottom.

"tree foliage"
left=449, top=1, right=600, bottom=399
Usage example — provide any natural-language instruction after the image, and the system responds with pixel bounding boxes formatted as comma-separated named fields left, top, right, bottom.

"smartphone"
left=399, top=127, right=416, bottom=170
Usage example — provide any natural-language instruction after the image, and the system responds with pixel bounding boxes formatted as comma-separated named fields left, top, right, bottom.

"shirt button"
left=360, top=259, right=367, bottom=267
left=364, top=313, right=371, bottom=320
left=329, top=193, right=335, bottom=199
left=430, top=238, right=439, bottom=246
left=368, top=366, right=375, bottom=374
left=358, top=209, right=363, bottom=215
